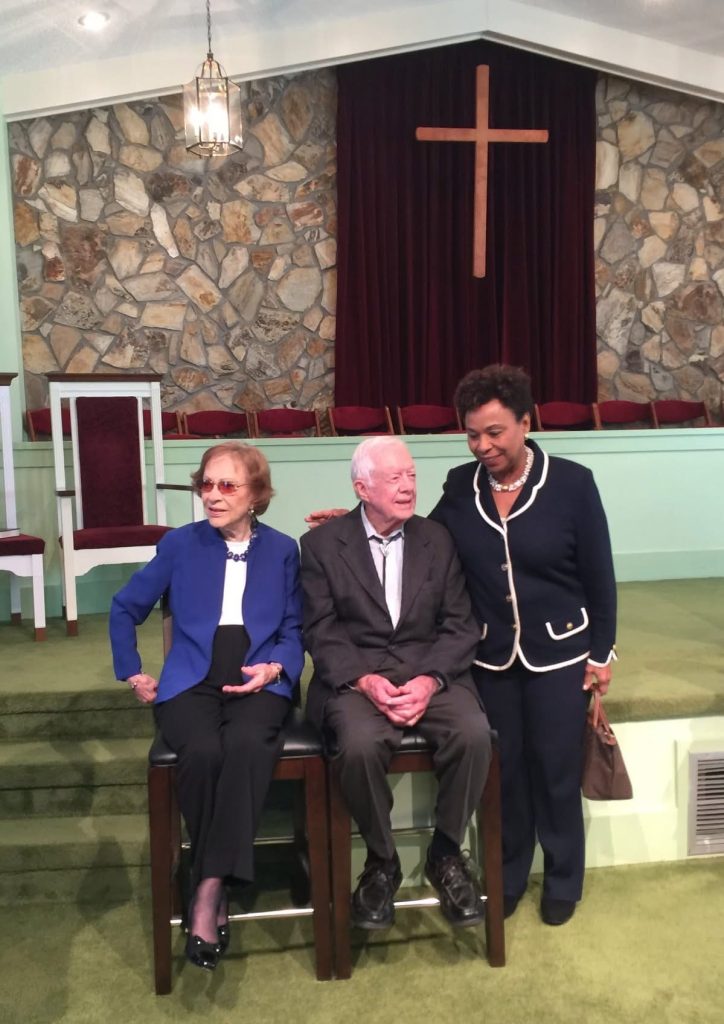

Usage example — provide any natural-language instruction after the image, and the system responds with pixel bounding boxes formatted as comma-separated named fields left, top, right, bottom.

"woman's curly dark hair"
left=191, top=441, right=274, bottom=514
left=454, top=365, right=534, bottom=423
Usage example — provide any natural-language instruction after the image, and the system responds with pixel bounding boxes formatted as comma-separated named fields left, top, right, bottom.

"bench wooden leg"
left=148, top=765, right=175, bottom=995
left=328, top=763, right=353, bottom=979
left=479, top=745, right=505, bottom=966
left=304, top=758, right=334, bottom=980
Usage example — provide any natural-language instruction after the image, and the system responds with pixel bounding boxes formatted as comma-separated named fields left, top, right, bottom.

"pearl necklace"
left=487, top=447, right=534, bottom=493
left=225, top=528, right=257, bottom=562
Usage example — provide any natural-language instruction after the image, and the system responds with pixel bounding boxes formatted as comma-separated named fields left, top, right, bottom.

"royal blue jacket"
left=429, top=440, right=617, bottom=672
left=110, top=519, right=304, bottom=703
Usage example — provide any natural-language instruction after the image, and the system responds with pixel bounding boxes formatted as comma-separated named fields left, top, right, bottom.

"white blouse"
left=218, top=540, right=250, bottom=625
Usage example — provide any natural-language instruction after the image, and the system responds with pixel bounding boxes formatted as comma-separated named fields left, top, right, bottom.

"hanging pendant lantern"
left=183, top=0, right=243, bottom=157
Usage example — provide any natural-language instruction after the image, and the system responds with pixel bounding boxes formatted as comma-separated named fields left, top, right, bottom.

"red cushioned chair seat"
left=0, top=533, right=46, bottom=556
left=398, top=404, right=461, bottom=433
left=651, top=399, right=712, bottom=426
left=63, top=525, right=172, bottom=550
left=26, top=406, right=71, bottom=440
left=535, top=401, right=594, bottom=430
left=142, top=410, right=180, bottom=437
left=184, top=411, right=250, bottom=437
left=329, top=406, right=394, bottom=435
left=255, top=409, right=320, bottom=436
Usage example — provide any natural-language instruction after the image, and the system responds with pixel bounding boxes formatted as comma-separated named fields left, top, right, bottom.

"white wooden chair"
left=0, top=372, right=46, bottom=640
left=47, top=373, right=181, bottom=636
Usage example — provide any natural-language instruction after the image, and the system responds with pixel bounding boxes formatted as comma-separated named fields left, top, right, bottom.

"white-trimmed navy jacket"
left=429, top=440, right=616, bottom=672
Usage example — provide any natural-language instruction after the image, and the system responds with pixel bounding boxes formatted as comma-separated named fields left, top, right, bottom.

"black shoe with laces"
left=425, top=851, right=486, bottom=928
left=351, top=853, right=403, bottom=930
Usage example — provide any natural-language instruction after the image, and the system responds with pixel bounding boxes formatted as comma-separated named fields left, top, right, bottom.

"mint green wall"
left=4, top=428, right=724, bottom=619
left=0, top=106, right=24, bottom=438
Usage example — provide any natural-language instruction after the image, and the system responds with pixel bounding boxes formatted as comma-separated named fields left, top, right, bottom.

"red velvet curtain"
left=334, top=41, right=597, bottom=405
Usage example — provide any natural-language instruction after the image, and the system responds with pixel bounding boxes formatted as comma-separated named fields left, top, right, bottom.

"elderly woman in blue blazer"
left=429, top=366, right=616, bottom=927
left=110, top=441, right=304, bottom=971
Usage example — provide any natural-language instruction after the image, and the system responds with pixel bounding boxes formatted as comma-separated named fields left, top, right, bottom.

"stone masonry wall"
left=10, top=64, right=724, bottom=423
left=596, top=76, right=724, bottom=419
left=10, top=69, right=337, bottom=418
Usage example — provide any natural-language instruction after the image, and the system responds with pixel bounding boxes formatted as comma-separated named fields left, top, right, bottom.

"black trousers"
left=324, top=684, right=492, bottom=861
left=154, top=683, right=289, bottom=888
left=472, top=660, right=589, bottom=902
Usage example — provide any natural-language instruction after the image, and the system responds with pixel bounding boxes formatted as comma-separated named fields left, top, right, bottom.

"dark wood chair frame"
left=148, top=721, right=334, bottom=992
left=327, top=732, right=505, bottom=979
left=146, top=608, right=334, bottom=993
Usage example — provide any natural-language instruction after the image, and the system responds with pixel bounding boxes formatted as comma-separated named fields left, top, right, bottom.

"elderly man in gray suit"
left=301, top=436, right=492, bottom=930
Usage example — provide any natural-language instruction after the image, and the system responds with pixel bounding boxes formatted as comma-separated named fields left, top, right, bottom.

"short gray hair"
left=350, top=436, right=410, bottom=486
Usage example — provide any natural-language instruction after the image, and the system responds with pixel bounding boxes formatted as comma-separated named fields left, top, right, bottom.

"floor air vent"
left=688, top=752, right=724, bottom=856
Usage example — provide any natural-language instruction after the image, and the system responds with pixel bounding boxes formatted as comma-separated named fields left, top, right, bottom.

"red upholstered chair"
left=252, top=408, right=322, bottom=438
left=397, top=404, right=462, bottom=434
left=534, top=402, right=595, bottom=431
left=182, top=409, right=252, bottom=438
left=47, top=373, right=176, bottom=636
left=1, top=374, right=46, bottom=639
left=142, top=409, right=188, bottom=439
left=25, top=406, right=71, bottom=441
left=650, top=399, right=713, bottom=428
left=592, top=401, right=654, bottom=429
left=328, top=406, right=394, bottom=436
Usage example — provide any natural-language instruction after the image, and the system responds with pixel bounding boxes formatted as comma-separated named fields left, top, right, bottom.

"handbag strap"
left=590, top=689, right=616, bottom=743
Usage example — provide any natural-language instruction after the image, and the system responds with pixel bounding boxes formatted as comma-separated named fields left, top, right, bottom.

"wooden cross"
left=416, top=65, right=549, bottom=278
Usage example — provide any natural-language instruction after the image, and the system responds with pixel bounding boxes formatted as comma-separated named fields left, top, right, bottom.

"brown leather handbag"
left=582, top=691, right=633, bottom=800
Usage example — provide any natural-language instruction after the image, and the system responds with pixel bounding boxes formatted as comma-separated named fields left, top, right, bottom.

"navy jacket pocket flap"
left=545, top=608, right=589, bottom=640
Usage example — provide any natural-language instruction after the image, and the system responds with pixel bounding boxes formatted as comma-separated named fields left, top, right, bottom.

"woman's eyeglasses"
left=200, top=478, right=243, bottom=495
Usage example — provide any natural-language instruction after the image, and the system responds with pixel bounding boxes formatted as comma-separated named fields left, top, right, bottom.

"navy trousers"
left=472, top=659, right=589, bottom=902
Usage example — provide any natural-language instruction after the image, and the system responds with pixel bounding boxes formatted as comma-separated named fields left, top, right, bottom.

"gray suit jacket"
left=300, top=506, right=480, bottom=729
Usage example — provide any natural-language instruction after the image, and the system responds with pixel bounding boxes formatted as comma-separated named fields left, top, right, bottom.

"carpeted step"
left=0, top=737, right=150, bottom=791
left=0, top=703, right=154, bottom=742
left=0, top=863, right=151, bottom=906
left=0, top=814, right=149, bottom=873
left=0, top=813, right=150, bottom=905
left=0, top=779, right=148, bottom=819
left=0, top=811, right=150, bottom=901
left=0, top=806, right=307, bottom=906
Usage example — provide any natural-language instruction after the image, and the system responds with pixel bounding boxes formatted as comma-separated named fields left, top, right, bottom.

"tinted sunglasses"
left=200, top=478, right=243, bottom=495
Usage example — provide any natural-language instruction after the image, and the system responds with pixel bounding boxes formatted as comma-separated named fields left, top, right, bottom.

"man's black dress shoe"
left=540, top=896, right=576, bottom=926
left=351, top=854, right=402, bottom=930
left=186, top=933, right=220, bottom=971
left=424, top=851, right=486, bottom=928
left=504, top=893, right=522, bottom=919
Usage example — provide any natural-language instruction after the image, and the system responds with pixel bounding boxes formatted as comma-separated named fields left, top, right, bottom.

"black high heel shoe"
left=217, top=924, right=230, bottom=956
left=186, top=932, right=220, bottom=971
left=216, top=888, right=230, bottom=956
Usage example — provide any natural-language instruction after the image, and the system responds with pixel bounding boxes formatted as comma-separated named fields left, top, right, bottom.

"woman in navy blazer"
left=429, top=366, right=616, bottom=927
left=110, top=442, right=303, bottom=971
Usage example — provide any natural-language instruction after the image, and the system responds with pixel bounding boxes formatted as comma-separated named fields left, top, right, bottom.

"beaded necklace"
left=225, top=528, right=257, bottom=562
left=487, top=446, right=534, bottom=493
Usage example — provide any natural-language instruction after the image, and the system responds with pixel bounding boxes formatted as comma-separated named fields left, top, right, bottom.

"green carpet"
left=0, top=860, right=722, bottom=1024
left=2, top=578, right=723, bottom=720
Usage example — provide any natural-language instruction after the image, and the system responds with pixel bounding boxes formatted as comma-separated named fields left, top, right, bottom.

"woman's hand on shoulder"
left=222, top=662, right=283, bottom=695
left=583, top=662, right=611, bottom=695
left=304, top=508, right=349, bottom=529
left=127, top=673, right=158, bottom=704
